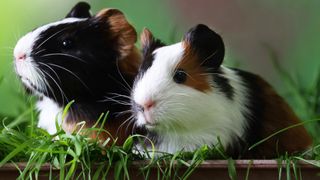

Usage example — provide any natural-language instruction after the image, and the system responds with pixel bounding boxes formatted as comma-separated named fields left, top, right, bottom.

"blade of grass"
left=291, top=160, right=298, bottom=180
left=285, top=157, right=291, bottom=180
left=277, top=158, right=283, bottom=180
left=0, top=140, right=29, bottom=166
left=227, top=158, right=237, bottom=180
left=245, top=160, right=253, bottom=180
left=249, top=118, right=320, bottom=150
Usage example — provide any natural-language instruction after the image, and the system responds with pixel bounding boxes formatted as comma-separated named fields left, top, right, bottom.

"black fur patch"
left=28, top=16, right=134, bottom=124
left=66, top=2, right=92, bottom=18
left=138, top=38, right=165, bottom=77
left=212, top=68, right=234, bottom=100
left=229, top=68, right=265, bottom=157
left=184, top=24, right=225, bottom=69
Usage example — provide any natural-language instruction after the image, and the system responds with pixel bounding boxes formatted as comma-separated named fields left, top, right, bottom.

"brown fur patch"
left=96, top=9, right=137, bottom=59
left=118, top=47, right=141, bottom=77
left=63, top=114, right=133, bottom=146
left=176, top=41, right=212, bottom=92
left=246, top=76, right=312, bottom=158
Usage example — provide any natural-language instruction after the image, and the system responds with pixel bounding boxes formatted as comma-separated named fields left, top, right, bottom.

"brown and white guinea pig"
left=13, top=2, right=141, bottom=144
left=131, top=24, right=312, bottom=158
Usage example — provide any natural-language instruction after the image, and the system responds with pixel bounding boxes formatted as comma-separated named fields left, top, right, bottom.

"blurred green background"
left=0, top=0, right=319, bottom=139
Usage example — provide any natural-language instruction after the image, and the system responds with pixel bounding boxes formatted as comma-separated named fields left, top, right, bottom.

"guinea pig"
left=131, top=24, right=312, bottom=158
left=13, top=2, right=141, bottom=144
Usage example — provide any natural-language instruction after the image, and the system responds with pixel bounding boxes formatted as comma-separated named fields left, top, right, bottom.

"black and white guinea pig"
left=13, top=2, right=141, bottom=143
left=131, top=24, right=312, bottom=158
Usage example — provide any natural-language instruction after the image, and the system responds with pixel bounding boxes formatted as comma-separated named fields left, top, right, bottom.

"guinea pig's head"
left=13, top=2, right=137, bottom=105
left=132, top=24, right=228, bottom=133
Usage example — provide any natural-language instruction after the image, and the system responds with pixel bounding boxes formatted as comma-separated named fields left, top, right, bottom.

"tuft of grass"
left=0, top=94, right=228, bottom=179
left=0, top=116, right=229, bottom=179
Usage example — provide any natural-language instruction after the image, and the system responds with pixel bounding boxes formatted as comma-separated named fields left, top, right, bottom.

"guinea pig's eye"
left=173, top=69, right=187, bottom=84
left=62, top=39, right=73, bottom=49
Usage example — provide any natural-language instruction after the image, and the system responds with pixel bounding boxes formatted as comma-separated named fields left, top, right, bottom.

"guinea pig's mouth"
left=145, top=122, right=158, bottom=129
left=140, top=111, right=159, bottom=128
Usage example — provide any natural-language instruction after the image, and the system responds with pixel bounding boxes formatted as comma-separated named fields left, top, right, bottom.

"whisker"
left=41, top=53, right=87, bottom=64
left=34, top=27, right=69, bottom=50
left=125, top=117, right=136, bottom=134
left=35, top=49, right=46, bottom=55
left=199, top=50, right=218, bottom=67
left=107, top=75, right=131, bottom=93
left=184, top=71, right=196, bottom=82
left=107, top=92, right=132, bottom=101
left=102, top=97, right=131, bottom=106
left=116, top=114, right=134, bottom=135
left=116, top=58, right=131, bottom=91
left=35, top=66, right=59, bottom=103
left=41, top=70, right=68, bottom=105
left=48, top=63, right=91, bottom=92
left=108, top=92, right=131, bottom=99
left=131, top=121, right=140, bottom=135
left=26, top=63, right=42, bottom=91
left=41, top=69, right=64, bottom=103
left=33, top=66, right=49, bottom=93
left=114, top=109, right=133, bottom=117
left=38, top=62, right=61, bottom=82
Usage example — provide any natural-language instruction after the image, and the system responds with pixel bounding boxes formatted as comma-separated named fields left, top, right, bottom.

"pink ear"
left=140, top=28, right=154, bottom=49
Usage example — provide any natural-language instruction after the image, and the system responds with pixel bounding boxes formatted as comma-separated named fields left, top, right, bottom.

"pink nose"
left=143, top=100, right=155, bottom=111
left=16, top=53, right=26, bottom=61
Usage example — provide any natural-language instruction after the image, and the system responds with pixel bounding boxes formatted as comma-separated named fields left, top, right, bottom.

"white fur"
left=14, top=18, right=85, bottom=134
left=132, top=42, right=250, bottom=154
left=36, top=97, right=64, bottom=134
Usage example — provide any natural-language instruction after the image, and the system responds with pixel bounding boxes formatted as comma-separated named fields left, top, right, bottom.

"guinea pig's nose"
left=143, top=99, right=155, bottom=111
left=16, top=53, right=26, bottom=61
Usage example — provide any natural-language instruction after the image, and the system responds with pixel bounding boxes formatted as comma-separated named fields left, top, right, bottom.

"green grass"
left=0, top=107, right=228, bottom=179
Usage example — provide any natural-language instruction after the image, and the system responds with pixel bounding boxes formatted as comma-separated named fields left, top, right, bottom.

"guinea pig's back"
left=234, top=68, right=312, bottom=158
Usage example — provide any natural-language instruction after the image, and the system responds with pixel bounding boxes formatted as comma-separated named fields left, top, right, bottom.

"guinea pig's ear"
left=95, top=9, right=137, bottom=59
left=140, top=28, right=165, bottom=59
left=183, top=24, right=225, bottom=69
left=66, top=2, right=92, bottom=18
